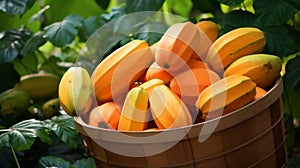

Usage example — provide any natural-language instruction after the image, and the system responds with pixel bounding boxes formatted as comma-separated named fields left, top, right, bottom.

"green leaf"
left=44, top=115, right=79, bottom=148
left=217, top=0, right=244, bottom=7
left=0, top=119, right=51, bottom=151
left=0, top=62, right=20, bottom=92
left=79, top=16, right=101, bottom=42
left=13, top=52, right=38, bottom=76
left=262, top=26, right=295, bottom=57
left=72, top=158, right=96, bottom=168
left=38, top=156, right=72, bottom=168
left=164, top=0, right=193, bottom=18
left=0, top=27, right=32, bottom=63
left=39, top=56, right=66, bottom=77
left=284, top=55, right=300, bottom=93
left=217, top=10, right=255, bottom=35
left=0, top=0, right=28, bottom=15
left=254, top=0, right=299, bottom=26
left=94, top=0, right=110, bottom=10
left=43, top=14, right=84, bottom=47
left=27, top=5, right=50, bottom=24
left=20, top=31, right=46, bottom=56
left=135, top=20, right=168, bottom=45
left=125, top=0, right=165, bottom=13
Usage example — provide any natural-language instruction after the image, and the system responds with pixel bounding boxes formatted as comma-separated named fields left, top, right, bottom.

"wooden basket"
left=74, top=78, right=288, bottom=168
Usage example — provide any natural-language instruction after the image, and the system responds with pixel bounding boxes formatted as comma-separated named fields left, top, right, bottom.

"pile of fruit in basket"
left=58, top=20, right=282, bottom=131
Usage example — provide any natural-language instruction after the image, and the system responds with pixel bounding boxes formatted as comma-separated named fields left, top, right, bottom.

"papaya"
left=169, top=68, right=220, bottom=112
left=58, top=67, right=95, bottom=116
left=186, top=59, right=209, bottom=69
left=149, top=85, right=192, bottom=129
left=118, top=87, right=150, bottom=131
left=155, top=22, right=201, bottom=72
left=88, top=102, right=121, bottom=129
left=224, top=54, right=282, bottom=89
left=138, top=78, right=165, bottom=94
left=145, top=62, right=173, bottom=84
left=254, top=87, right=267, bottom=100
left=0, top=88, right=31, bottom=117
left=196, top=74, right=256, bottom=119
left=92, top=40, right=152, bottom=104
left=206, top=27, right=266, bottom=73
left=42, top=98, right=60, bottom=119
left=191, top=20, right=219, bottom=60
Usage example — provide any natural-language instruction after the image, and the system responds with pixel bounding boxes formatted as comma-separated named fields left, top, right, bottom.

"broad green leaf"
left=217, top=0, right=244, bottom=7
left=44, top=115, right=79, bottom=148
left=125, top=0, right=165, bottom=13
left=284, top=55, right=300, bottom=93
left=27, top=5, right=50, bottom=24
left=0, top=0, right=28, bottom=15
left=135, top=20, right=168, bottom=45
left=254, top=0, right=299, bottom=26
left=13, top=52, right=38, bottom=76
left=43, top=14, right=84, bottom=47
left=20, top=31, right=46, bottom=56
left=0, top=27, right=32, bottom=63
left=79, top=16, right=101, bottom=42
left=38, top=156, right=72, bottom=168
left=0, top=119, right=50, bottom=151
left=0, top=62, right=20, bottom=92
left=72, top=158, right=96, bottom=168
left=95, top=0, right=110, bottom=10
left=216, top=10, right=255, bottom=35
left=262, top=26, right=295, bottom=57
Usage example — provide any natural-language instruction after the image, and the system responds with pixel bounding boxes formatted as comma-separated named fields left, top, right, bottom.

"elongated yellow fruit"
left=224, top=54, right=282, bottom=88
left=138, top=78, right=165, bottom=94
left=196, top=75, right=256, bottom=119
left=14, top=72, right=59, bottom=100
left=92, top=40, right=152, bottom=104
left=149, top=85, right=192, bottom=129
left=118, top=87, right=150, bottom=131
left=206, top=27, right=266, bottom=73
left=58, top=67, right=94, bottom=116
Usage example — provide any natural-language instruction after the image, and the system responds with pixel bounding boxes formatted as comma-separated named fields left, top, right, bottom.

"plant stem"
left=10, top=146, right=21, bottom=168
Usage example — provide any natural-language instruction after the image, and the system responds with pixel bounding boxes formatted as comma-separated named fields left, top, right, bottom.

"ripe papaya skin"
left=224, top=54, right=282, bottom=89
left=254, top=87, right=267, bottom=100
left=88, top=102, right=121, bottom=130
left=206, top=27, right=266, bottom=74
left=149, top=85, right=192, bottom=129
left=196, top=74, right=256, bottom=119
left=191, top=20, right=219, bottom=61
left=155, top=22, right=201, bottom=72
left=92, top=40, right=152, bottom=104
left=145, top=62, right=173, bottom=84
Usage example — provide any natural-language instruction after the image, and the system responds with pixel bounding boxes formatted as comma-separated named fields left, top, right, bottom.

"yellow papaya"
left=92, top=40, right=152, bottom=104
left=149, top=85, right=192, bottom=129
left=224, top=54, right=282, bottom=88
left=196, top=74, right=256, bottom=119
left=206, top=27, right=266, bottom=73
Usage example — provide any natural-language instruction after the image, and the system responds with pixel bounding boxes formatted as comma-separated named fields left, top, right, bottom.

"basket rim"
left=74, top=77, right=283, bottom=137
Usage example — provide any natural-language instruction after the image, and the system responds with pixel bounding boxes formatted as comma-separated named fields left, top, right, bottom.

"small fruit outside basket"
left=74, top=77, right=288, bottom=168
